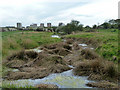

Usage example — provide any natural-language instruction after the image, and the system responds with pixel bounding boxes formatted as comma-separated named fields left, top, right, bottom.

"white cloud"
left=0, top=0, right=119, bottom=27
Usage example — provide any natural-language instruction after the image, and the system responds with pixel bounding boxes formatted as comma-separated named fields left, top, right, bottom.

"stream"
left=5, top=65, right=94, bottom=88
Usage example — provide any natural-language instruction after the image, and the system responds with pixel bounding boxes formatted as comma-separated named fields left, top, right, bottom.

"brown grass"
left=86, top=81, right=118, bottom=88
left=73, top=59, right=118, bottom=80
left=81, top=48, right=100, bottom=60
left=66, top=38, right=74, bottom=44
left=6, top=50, right=38, bottom=62
left=21, top=39, right=38, bottom=49
left=76, top=37, right=100, bottom=47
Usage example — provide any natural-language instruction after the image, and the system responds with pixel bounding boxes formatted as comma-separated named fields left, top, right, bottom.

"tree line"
left=56, top=19, right=120, bottom=34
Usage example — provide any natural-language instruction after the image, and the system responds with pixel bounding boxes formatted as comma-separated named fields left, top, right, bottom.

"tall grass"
left=74, top=59, right=118, bottom=79
left=2, top=31, right=61, bottom=59
left=21, top=39, right=39, bottom=49
left=66, top=29, right=118, bottom=63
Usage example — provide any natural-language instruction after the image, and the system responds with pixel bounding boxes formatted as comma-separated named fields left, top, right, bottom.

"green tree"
left=64, top=20, right=83, bottom=34
left=101, top=22, right=110, bottom=29
left=93, top=24, right=97, bottom=29
left=85, top=25, right=91, bottom=29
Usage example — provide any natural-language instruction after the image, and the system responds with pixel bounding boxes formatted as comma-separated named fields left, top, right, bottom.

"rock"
left=86, top=81, right=118, bottom=88
left=35, top=84, right=58, bottom=88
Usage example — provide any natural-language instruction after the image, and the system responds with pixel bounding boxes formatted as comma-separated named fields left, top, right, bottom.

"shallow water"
left=12, top=69, right=19, bottom=72
left=6, top=68, right=94, bottom=88
left=78, top=43, right=94, bottom=50
left=51, top=35, right=60, bottom=38
left=78, top=44, right=87, bottom=47
left=26, top=47, right=43, bottom=53
left=33, top=48, right=43, bottom=53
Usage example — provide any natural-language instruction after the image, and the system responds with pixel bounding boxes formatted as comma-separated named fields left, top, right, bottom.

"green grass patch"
left=2, top=80, right=36, bottom=88
left=2, top=31, right=61, bottom=59
left=66, top=29, right=118, bottom=62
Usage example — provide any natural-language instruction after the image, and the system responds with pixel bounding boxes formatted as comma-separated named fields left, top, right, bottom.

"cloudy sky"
left=0, top=0, right=119, bottom=27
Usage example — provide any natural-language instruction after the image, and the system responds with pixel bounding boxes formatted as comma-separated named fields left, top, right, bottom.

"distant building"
left=30, top=24, right=37, bottom=30
left=30, top=24, right=37, bottom=27
left=1, top=26, right=17, bottom=32
left=17, top=23, right=22, bottom=29
left=40, top=23, right=44, bottom=28
left=47, top=23, right=51, bottom=28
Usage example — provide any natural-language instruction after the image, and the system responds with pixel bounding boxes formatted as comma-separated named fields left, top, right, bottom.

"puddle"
left=5, top=67, right=95, bottom=88
left=12, top=69, right=19, bottom=72
left=69, top=44, right=73, bottom=47
left=62, top=39, right=66, bottom=42
left=51, top=35, right=60, bottom=38
left=68, top=65, right=74, bottom=68
left=33, top=48, right=43, bottom=53
left=26, top=47, right=43, bottom=53
left=90, top=48, right=94, bottom=50
left=78, top=44, right=87, bottom=47
left=78, top=44, right=94, bottom=50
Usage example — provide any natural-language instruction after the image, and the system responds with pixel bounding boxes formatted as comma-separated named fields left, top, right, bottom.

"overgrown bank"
left=2, top=31, right=61, bottom=59
left=65, top=29, right=118, bottom=63
left=2, top=30, right=119, bottom=88
left=3, top=37, right=119, bottom=88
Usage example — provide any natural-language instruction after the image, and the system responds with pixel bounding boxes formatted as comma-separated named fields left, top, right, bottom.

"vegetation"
left=74, top=58, right=118, bottom=80
left=2, top=80, right=35, bottom=88
left=66, top=29, right=118, bottom=63
left=1, top=19, right=119, bottom=88
left=57, top=19, right=119, bottom=34
left=2, top=31, right=61, bottom=59
left=57, top=20, right=83, bottom=34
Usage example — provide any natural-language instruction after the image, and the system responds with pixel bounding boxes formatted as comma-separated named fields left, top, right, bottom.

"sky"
left=0, top=0, right=119, bottom=27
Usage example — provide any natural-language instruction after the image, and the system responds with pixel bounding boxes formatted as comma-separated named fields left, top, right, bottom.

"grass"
left=74, top=58, right=118, bottom=81
left=66, top=29, right=118, bottom=63
left=2, top=31, right=61, bottom=59
left=2, top=31, right=61, bottom=79
left=2, top=80, right=36, bottom=89
left=1, top=29, right=119, bottom=88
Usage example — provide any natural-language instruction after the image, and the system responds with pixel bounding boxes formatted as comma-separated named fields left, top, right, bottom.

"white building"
left=17, top=23, right=22, bottom=29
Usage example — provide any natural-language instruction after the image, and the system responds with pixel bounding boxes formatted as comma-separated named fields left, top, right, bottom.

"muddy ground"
left=3, top=37, right=119, bottom=88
